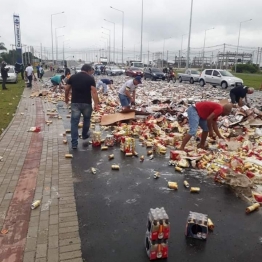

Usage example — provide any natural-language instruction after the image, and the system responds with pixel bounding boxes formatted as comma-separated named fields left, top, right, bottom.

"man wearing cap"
left=179, top=101, right=233, bottom=150
left=230, top=83, right=254, bottom=107
left=1, top=61, right=9, bottom=90
left=118, top=76, right=142, bottom=110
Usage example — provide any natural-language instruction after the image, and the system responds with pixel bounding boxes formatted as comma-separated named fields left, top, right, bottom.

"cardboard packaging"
left=185, top=211, right=208, bottom=240
left=120, top=136, right=135, bottom=154
left=92, top=131, right=101, bottom=147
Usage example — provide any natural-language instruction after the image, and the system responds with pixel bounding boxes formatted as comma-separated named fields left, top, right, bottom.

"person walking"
left=1, top=61, right=9, bottom=90
left=65, top=64, right=100, bottom=149
left=39, top=65, right=44, bottom=81
left=118, top=76, right=142, bottom=111
left=36, top=64, right=40, bottom=79
left=230, top=83, right=254, bottom=107
left=179, top=101, right=232, bottom=151
left=25, top=63, right=35, bottom=88
left=96, top=79, right=113, bottom=94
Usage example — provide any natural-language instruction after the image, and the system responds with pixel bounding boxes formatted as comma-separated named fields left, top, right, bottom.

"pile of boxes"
left=145, top=207, right=170, bottom=260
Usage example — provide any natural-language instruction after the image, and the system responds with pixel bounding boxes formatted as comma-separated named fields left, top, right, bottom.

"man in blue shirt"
left=96, top=79, right=113, bottom=94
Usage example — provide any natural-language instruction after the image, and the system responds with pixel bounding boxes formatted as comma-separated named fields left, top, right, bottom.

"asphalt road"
left=57, top=104, right=262, bottom=262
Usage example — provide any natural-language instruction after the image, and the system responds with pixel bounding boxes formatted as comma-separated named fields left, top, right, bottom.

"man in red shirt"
left=179, top=101, right=232, bottom=150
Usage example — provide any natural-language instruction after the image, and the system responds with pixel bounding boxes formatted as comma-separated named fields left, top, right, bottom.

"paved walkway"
left=0, top=81, right=82, bottom=262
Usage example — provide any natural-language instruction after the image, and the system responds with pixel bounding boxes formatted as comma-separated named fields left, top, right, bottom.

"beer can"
left=125, top=153, right=133, bottom=156
left=111, top=165, right=120, bottom=170
left=91, top=167, right=97, bottom=174
left=147, top=150, right=153, bottom=156
left=168, top=182, right=178, bottom=190
left=140, top=155, right=144, bottom=162
left=63, top=140, right=67, bottom=144
left=108, top=154, right=114, bottom=160
left=246, top=203, right=260, bottom=214
left=190, top=187, right=200, bottom=193
left=175, top=166, right=184, bottom=173
left=65, top=154, right=73, bottom=158
left=31, top=200, right=41, bottom=210
left=149, top=155, right=154, bottom=160
left=184, top=180, right=190, bottom=188
left=154, top=172, right=160, bottom=179
left=207, top=218, right=214, bottom=231
left=101, top=146, right=108, bottom=150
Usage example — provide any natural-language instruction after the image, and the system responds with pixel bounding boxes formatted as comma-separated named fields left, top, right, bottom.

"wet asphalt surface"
left=56, top=102, right=262, bottom=262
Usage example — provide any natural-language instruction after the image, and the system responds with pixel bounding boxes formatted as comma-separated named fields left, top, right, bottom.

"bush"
left=235, top=64, right=259, bottom=73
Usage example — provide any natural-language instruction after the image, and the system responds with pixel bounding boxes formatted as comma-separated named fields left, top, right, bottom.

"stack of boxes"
left=145, top=207, right=170, bottom=260
left=120, top=136, right=135, bottom=156
left=185, top=211, right=208, bottom=240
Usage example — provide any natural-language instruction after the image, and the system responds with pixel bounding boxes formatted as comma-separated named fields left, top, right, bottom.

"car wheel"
left=221, top=82, right=228, bottom=89
left=199, top=79, right=205, bottom=87
left=190, top=78, right=194, bottom=84
left=178, top=77, right=182, bottom=83
left=212, top=85, right=217, bottom=88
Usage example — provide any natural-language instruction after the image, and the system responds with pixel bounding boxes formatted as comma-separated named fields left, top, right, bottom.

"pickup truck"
left=178, top=69, right=201, bottom=84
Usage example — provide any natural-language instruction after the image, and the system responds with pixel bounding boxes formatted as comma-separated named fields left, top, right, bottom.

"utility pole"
left=40, top=43, right=42, bottom=62
left=140, top=0, right=143, bottom=61
left=222, top=43, right=225, bottom=69
left=256, top=47, right=260, bottom=65
left=259, top=47, right=262, bottom=67
left=186, top=0, right=194, bottom=69
left=166, top=50, right=168, bottom=64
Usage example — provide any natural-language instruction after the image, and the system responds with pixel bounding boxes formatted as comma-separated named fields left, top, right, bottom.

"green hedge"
left=235, top=64, right=259, bottom=73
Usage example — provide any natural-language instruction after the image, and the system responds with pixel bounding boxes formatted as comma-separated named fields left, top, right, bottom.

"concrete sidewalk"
left=0, top=81, right=82, bottom=262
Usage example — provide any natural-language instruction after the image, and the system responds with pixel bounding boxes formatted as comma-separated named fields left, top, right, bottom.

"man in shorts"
left=179, top=101, right=232, bottom=150
left=96, top=79, right=113, bottom=94
left=118, top=76, right=142, bottom=110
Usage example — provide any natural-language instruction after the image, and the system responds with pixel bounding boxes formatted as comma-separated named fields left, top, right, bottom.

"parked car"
left=74, top=67, right=82, bottom=74
left=178, top=69, right=200, bottom=84
left=0, top=66, right=18, bottom=83
left=199, top=69, right=243, bottom=88
left=125, top=67, right=144, bottom=77
left=144, top=68, right=165, bottom=81
left=105, top=66, right=124, bottom=76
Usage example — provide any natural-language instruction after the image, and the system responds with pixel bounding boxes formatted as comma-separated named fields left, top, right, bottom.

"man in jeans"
left=65, top=64, right=100, bottom=149
left=25, top=63, right=35, bottom=88
left=96, top=79, right=113, bottom=94
left=179, top=101, right=232, bottom=150
left=1, top=61, right=9, bottom=90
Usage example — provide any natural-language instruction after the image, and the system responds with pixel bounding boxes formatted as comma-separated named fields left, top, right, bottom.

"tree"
left=0, top=42, right=7, bottom=51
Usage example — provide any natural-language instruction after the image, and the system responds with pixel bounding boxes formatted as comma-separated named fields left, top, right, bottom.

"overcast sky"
left=1, top=0, right=262, bottom=61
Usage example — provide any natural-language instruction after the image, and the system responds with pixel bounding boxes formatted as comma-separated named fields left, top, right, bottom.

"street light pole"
left=56, top=35, right=64, bottom=62
left=102, top=27, right=111, bottom=63
left=235, top=19, right=252, bottom=72
left=140, top=0, right=144, bottom=62
left=51, top=12, right=64, bottom=65
left=186, top=0, right=194, bottom=69
left=110, top=6, right=124, bottom=65
left=202, top=27, right=214, bottom=69
left=163, top=37, right=171, bottom=68
left=179, top=34, right=186, bottom=68
left=55, top=26, right=65, bottom=61
left=104, top=19, right=115, bottom=63
left=63, top=39, right=69, bottom=66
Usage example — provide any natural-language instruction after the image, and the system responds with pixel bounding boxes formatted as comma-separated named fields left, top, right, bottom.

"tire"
left=178, top=77, right=182, bottom=83
left=199, top=79, right=205, bottom=87
left=221, top=81, right=228, bottom=89
left=212, top=85, right=217, bottom=88
left=190, top=78, right=194, bottom=84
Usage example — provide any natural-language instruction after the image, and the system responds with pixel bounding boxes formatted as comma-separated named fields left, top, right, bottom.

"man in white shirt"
left=25, top=63, right=35, bottom=88
left=118, top=76, right=141, bottom=110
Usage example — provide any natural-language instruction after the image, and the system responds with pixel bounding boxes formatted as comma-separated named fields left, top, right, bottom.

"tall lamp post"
left=110, top=6, right=124, bottom=65
left=148, top=40, right=154, bottom=65
left=101, top=37, right=109, bottom=61
left=63, top=39, right=70, bottom=66
left=186, top=0, right=194, bottom=69
left=104, top=19, right=115, bottom=63
left=55, top=26, right=65, bottom=61
left=51, top=12, right=64, bottom=64
left=235, top=19, right=252, bottom=72
left=102, top=27, right=111, bottom=63
left=140, top=0, right=144, bottom=61
left=202, top=27, right=214, bottom=69
left=179, top=34, right=187, bottom=68
left=56, top=35, right=64, bottom=64
left=162, top=37, right=171, bottom=68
